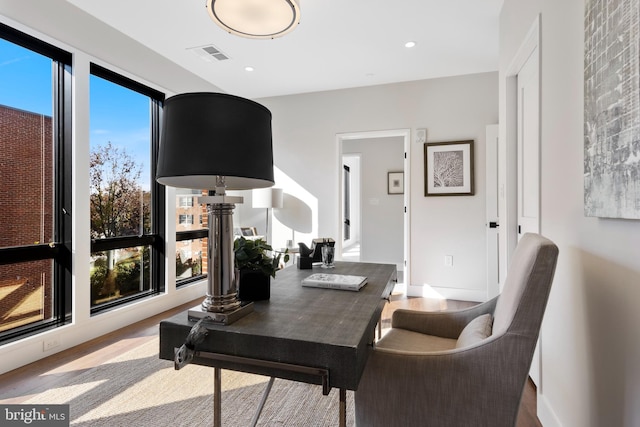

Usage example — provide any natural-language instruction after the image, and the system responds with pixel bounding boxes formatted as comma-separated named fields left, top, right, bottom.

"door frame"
left=336, top=129, right=411, bottom=291
left=501, top=13, right=542, bottom=390
left=500, top=14, right=541, bottom=284
left=486, top=124, right=500, bottom=299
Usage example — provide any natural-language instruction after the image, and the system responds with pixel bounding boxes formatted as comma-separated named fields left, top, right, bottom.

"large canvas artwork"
left=584, top=0, right=640, bottom=219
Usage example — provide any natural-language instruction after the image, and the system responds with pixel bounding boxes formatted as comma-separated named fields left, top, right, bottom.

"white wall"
left=501, top=1, right=640, bottom=426
left=258, top=73, right=498, bottom=300
left=232, top=166, right=318, bottom=250
left=0, top=2, right=220, bottom=374
left=343, top=137, right=404, bottom=267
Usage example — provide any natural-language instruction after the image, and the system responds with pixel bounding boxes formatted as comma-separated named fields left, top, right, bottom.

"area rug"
left=20, top=338, right=355, bottom=426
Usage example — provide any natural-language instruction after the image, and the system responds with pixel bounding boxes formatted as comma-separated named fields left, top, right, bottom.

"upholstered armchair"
left=355, top=233, right=559, bottom=427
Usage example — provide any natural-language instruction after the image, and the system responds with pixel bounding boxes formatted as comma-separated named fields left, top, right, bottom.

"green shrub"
left=115, top=260, right=140, bottom=294
left=90, top=264, right=108, bottom=302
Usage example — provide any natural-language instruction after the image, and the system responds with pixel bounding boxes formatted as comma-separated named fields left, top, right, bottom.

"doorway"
left=337, top=129, right=411, bottom=290
left=342, top=154, right=361, bottom=260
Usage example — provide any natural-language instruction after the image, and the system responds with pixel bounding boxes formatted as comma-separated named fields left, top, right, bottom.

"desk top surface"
left=159, top=261, right=396, bottom=389
left=163, top=262, right=395, bottom=345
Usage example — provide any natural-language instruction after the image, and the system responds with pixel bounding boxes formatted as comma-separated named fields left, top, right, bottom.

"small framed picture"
left=388, top=172, right=404, bottom=195
left=241, top=227, right=257, bottom=236
left=424, top=140, right=474, bottom=196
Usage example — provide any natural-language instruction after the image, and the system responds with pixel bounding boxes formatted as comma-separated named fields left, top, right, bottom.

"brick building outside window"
left=0, top=105, right=54, bottom=333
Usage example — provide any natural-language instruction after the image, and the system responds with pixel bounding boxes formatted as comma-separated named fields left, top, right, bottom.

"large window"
left=0, top=23, right=72, bottom=342
left=175, top=190, right=208, bottom=285
left=89, top=64, right=164, bottom=312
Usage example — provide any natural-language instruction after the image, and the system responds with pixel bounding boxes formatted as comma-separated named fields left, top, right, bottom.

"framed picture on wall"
left=240, top=227, right=258, bottom=236
left=424, top=140, right=474, bottom=196
left=388, top=172, right=404, bottom=194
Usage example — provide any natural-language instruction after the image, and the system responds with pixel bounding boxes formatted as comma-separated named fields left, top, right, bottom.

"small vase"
left=237, top=269, right=271, bottom=301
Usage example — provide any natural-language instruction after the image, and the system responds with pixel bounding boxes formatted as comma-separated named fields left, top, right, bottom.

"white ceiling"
left=64, top=0, right=503, bottom=99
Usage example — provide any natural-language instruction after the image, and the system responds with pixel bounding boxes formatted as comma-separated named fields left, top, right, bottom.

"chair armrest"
left=391, top=297, right=498, bottom=339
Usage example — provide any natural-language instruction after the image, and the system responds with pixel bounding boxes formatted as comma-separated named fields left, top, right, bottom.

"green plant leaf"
left=233, top=236, right=286, bottom=278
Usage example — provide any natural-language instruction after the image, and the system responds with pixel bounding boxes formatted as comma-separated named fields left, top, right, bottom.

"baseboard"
left=537, top=390, right=563, bottom=427
left=406, top=284, right=424, bottom=297
left=405, top=284, right=487, bottom=302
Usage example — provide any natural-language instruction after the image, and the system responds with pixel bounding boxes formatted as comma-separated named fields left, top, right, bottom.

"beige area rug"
left=20, top=338, right=355, bottom=426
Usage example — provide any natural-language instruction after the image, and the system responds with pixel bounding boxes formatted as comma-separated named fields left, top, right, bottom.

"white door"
left=517, top=49, right=540, bottom=239
left=485, top=125, right=500, bottom=299
left=517, top=47, right=542, bottom=386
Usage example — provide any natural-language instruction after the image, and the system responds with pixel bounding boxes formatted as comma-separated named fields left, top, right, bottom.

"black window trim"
left=90, top=63, right=165, bottom=102
left=0, top=22, right=72, bottom=65
left=0, top=244, right=60, bottom=265
left=176, top=229, right=209, bottom=241
left=0, top=25, right=73, bottom=344
left=88, top=63, right=166, bottom=315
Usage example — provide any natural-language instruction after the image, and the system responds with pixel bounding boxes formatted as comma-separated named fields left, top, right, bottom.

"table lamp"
left=157, top=92, right=274, bottom=324
left=252, top=187, right=283, bottom=241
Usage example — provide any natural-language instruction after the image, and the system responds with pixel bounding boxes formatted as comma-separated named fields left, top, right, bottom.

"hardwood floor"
left=0, top=295, right=541, bottom=426
left=0, top=300, right=195, bottom=405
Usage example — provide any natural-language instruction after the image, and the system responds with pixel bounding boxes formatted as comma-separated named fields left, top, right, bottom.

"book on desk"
left=301, top=273, right=368, bottom=291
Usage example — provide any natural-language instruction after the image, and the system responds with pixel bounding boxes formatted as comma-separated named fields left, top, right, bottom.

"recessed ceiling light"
left=405, top=41, right=417, bottom=48
left=245, top=66, right=254, bottom=72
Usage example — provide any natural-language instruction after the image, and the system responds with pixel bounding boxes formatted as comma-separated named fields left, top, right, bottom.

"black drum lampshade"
left=156, top=92, right=275, bottom=190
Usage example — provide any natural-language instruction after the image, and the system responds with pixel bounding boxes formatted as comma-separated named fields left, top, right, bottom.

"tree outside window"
left=88, top=65, right=163, bottom=311
left=89, top=141, right=151, bottom=304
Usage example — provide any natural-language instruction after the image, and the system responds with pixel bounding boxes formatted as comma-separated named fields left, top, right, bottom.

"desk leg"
left=250, top=377, right=275, bottom=427
left=339, top=388, right=346, bottom=427
left=214, top=367, right=222, bottom=427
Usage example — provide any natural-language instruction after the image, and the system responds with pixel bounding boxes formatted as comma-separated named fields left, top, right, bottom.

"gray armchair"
left=355, top=233, right=559, bottom=427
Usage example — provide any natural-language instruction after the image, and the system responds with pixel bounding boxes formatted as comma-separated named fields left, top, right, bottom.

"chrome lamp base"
left=187, top=302, right=254, bottom=325
left=195, top=192, right=252, bottom=325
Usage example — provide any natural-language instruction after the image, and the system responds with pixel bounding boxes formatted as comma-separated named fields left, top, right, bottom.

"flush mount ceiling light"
left=206, top=0, right=301, bottom=39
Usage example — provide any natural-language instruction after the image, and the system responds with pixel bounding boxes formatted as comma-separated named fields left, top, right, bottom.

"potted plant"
left=234, top=237, right=289, bottom=301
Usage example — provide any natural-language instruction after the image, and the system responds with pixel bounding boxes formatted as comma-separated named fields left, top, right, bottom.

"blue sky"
left=0, top=38, right=52, bottom=116
left=1, top=38, right=152, bottom=190
left=90, top=75, right=152, bottom=190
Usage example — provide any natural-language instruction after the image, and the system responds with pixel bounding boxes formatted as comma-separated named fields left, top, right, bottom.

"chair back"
left=492, top=233, right=559, bottom=337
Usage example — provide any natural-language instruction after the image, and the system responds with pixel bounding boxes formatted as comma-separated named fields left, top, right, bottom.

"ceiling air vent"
left=188, top=44, right=230, bottom=62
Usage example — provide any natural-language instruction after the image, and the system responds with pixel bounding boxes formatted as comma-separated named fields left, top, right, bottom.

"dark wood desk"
left=159, top=261, right=396, bottom=426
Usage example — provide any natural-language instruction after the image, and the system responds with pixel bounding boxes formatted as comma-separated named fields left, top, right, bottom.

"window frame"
left=180, top=196, right=194, bottom=207
left=175, top=228, right=208, bottom=286
left=88, top=63, right=165, bottom=314
left=179, top=214, right=194, bottom=225
left=0, top=23, right=73, bottom=343
left=175, top=188, right=208, bottom=287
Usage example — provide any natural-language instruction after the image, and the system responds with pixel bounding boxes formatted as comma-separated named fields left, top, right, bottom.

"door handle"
left=489, top=222, right=499, bottom=229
